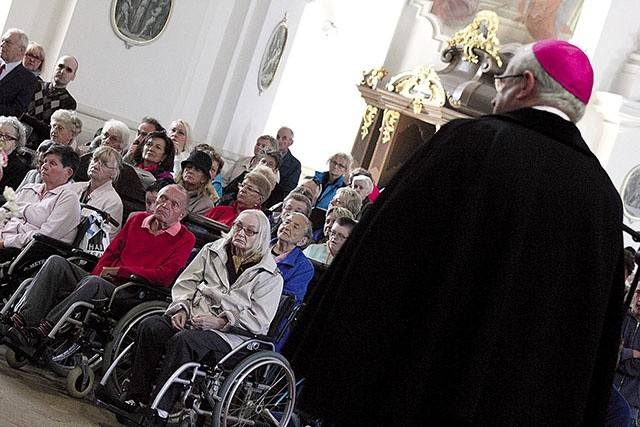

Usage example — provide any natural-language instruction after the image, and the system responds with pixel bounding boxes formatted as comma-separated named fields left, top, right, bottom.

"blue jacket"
left=272, top=243, right=314, bottom=352
left=314, top=171, right=345, bottom=210
left=274, top=244, right=314, bottom=303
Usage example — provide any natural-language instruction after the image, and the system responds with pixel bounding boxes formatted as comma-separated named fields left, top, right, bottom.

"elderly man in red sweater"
left=1, top=184, right=195, bottom=357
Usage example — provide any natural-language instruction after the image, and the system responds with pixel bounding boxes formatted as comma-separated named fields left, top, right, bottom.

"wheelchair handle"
left=81, top=203, right=120, bottom=228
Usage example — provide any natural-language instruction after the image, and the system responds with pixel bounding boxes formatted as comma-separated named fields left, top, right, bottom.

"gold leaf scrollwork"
left=447, top=10, right=502, bottom=67
left=380, top=110, right=400, bottom=144
left=386, top=66, right=446, bottom=113
left=360, top=104, right=379, bottom=140
left=360, top=67, right=388, bottom=89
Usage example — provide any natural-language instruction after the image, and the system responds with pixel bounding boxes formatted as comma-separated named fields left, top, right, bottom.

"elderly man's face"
left=52, top=56, right=77, bottom=88
left=276, top=128, right=293, bottom=154
left=154, top=186, right=186, bottom=227
left=101, top=128, right=124, bottom=151
left=0, top=31, right=25, bottom=63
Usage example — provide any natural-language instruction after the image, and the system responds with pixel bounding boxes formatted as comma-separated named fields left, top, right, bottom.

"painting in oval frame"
left=622, top=164, right=640, bottom=222
left=258, top=15, right=288, bottom=94
left=111, top=0, right=174, bottom=48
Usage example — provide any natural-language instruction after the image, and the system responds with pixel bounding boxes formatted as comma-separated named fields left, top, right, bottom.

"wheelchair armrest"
left=226, top=325, right=271, bottom=342
left=128, top=274, right=151, bottom=286
left=32, top=233, right=74, bottom=251
left=70, top=248, right=100, bottom=263
left=108, top=279, right=172, bottom=311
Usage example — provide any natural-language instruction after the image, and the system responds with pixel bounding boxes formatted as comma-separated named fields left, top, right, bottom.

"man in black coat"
left=0, top=28, right=38, bottom=117
left=284, top=40, right=625, bottom=426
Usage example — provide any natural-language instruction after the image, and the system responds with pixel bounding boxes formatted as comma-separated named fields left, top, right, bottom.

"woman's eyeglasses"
left=232, top=222, right=258, bottom=237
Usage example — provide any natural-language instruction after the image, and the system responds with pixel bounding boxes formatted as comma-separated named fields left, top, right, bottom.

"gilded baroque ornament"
left=447, top=10, right=502, bottom=67
left=380, top=110, right=400, bottom=144
left=360, top=104, right=379, bottom=139
left=360, top=67, right=388, bottom=89
left=386, top=66, right=446, bottom=113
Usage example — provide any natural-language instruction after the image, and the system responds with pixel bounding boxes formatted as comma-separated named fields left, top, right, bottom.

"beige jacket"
left=166, top=238, right=283, bottom=348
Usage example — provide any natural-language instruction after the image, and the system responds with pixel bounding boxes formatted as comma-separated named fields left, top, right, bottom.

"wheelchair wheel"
left=212, top=351, right=295, bottom=427
left=66, top=365, right=95, bottom=399
left=47, top=317, right=103, bottom=377
left=5, top=347, right=29, bottom=369
left=102, top=300, right=168, bottom=400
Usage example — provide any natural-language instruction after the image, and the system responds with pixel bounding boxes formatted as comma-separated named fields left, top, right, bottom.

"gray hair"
left=257, top=135, right=278, bottom=151
left=91, top=145, right=123, bottom=181
left=224, top=209, right=272, bottom=258
left=6, top=28, right=28, bottom=49
left=103, top=119, right=130, bottom=149
left=509, top=43, right=586, bottom=122
left=328, top=152, right=353, bottom=176
left=333, top=187, right=361, bottom=217
left=283, top=192, right=312, bottom=217
left=51, top=109, right=83, bottom=137
left=0, top=115, right=26, bottom=149
left=351, top=175, right=373, bottom=195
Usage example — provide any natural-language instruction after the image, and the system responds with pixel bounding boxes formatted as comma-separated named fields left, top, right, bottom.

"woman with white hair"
left=0, top=115, right=30, bottom=193
left=49, top=109, right=82, bottom=149
left=313, top=152, right=352, bottom=210
left=120, top=209, right=283, bottom=423
left=351, top=174, right=374, bottom=220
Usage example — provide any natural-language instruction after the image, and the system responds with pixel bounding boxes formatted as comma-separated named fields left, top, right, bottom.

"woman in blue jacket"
left=313, top=152, right=351, bottom=210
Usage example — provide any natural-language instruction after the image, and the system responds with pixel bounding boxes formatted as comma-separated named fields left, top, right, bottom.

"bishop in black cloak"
left=283, top=40, right=625, bottom=426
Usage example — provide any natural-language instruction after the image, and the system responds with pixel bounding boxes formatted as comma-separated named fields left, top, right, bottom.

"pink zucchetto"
left=532, top=39, right=594, bottom=104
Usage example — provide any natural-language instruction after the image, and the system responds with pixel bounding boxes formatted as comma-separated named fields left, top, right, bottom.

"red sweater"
left=203, top=201, right=261, bottom=227
left=92, top=212, right=196, bottom=288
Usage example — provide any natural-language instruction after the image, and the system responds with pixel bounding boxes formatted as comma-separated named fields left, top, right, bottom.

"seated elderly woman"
left=350, top=175, right=374, bottom=220
left=312, top=206, right=354, bottom=243
left=270, top=191, right=313, bottom=238
left=328, top=187, right=361, bottom=219
left=49, top=109, right=83, bottom=150
left=0, top=116, right=30, bottom=194
left=71, top=146, right=124, bottom=239
left=204, top=165, right=276, bottom=227
left=175, top=150, right=215, bottom=215
left=120, top=210, right=283, bottom=422
left=220, top=149, right=281, bottom=207
left=0, top=144, right=81, bottom=262
left=313, top=153, right=351, bottom=210
left=304, top=216, right=357, bottom=265
left=129, top=131, right=175, bottom=181
left=15, top=140, right=55, bottom=192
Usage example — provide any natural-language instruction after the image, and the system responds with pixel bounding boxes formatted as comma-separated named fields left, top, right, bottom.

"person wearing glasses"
left=48, top=109, right=83, bottom=149
left=204, top=165, right=276, bottom=227
left=21, top=42, right=45, bottom=78
left=108, top=209, right=282, bottom=424
left=304, top=216, right=355, bottom=266
left=283, top=40, right=625, bottom=426
left=75, top=119, right=130, bottom=182
left=0, top=115, right=30, bottom=194
left=21, top=55, right=78, bottom=150
left=70, top=146, right=124, bottom=239
left=313, top=152, right=351, bottom=210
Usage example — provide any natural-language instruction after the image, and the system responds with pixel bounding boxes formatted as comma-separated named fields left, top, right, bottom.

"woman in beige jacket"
left=121, top=209, right=283, bottom=422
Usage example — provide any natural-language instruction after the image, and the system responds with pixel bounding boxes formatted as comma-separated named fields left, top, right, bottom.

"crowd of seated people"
left=0, top=56, right=373, bottom=423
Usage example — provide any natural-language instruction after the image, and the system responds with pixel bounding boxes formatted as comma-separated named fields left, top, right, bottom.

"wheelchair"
left=0, top=203, right=117, bottom=308
left=2, top=275, right=171, bottom=399
left=97, top=293, right=300, bottom=426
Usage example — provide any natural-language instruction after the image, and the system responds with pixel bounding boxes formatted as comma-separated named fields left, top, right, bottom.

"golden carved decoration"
left=386, top=66, right=446, bottom=113
left=360, top=104, right=379, bottom=139
left=360, top=67, right=388, bottom=89
left=380, top=110, right=400, bottom=144
left=447, top=10, right=502, bottom=67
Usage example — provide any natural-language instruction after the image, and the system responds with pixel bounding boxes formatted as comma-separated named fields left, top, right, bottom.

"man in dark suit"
left=0, top=28, right=38, bottom=117
left=276, top=126, right=301, bottom=195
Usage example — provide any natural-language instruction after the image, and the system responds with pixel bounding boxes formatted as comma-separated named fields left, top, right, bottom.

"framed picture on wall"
left=258, top=15, right=288, bottom=94
left=622, top=165, right=640, bottom=222
left=111, top=0, right=174, bottom=48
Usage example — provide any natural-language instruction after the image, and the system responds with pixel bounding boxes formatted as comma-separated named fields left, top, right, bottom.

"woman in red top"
left=204, top=165, right=275, bottom=226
